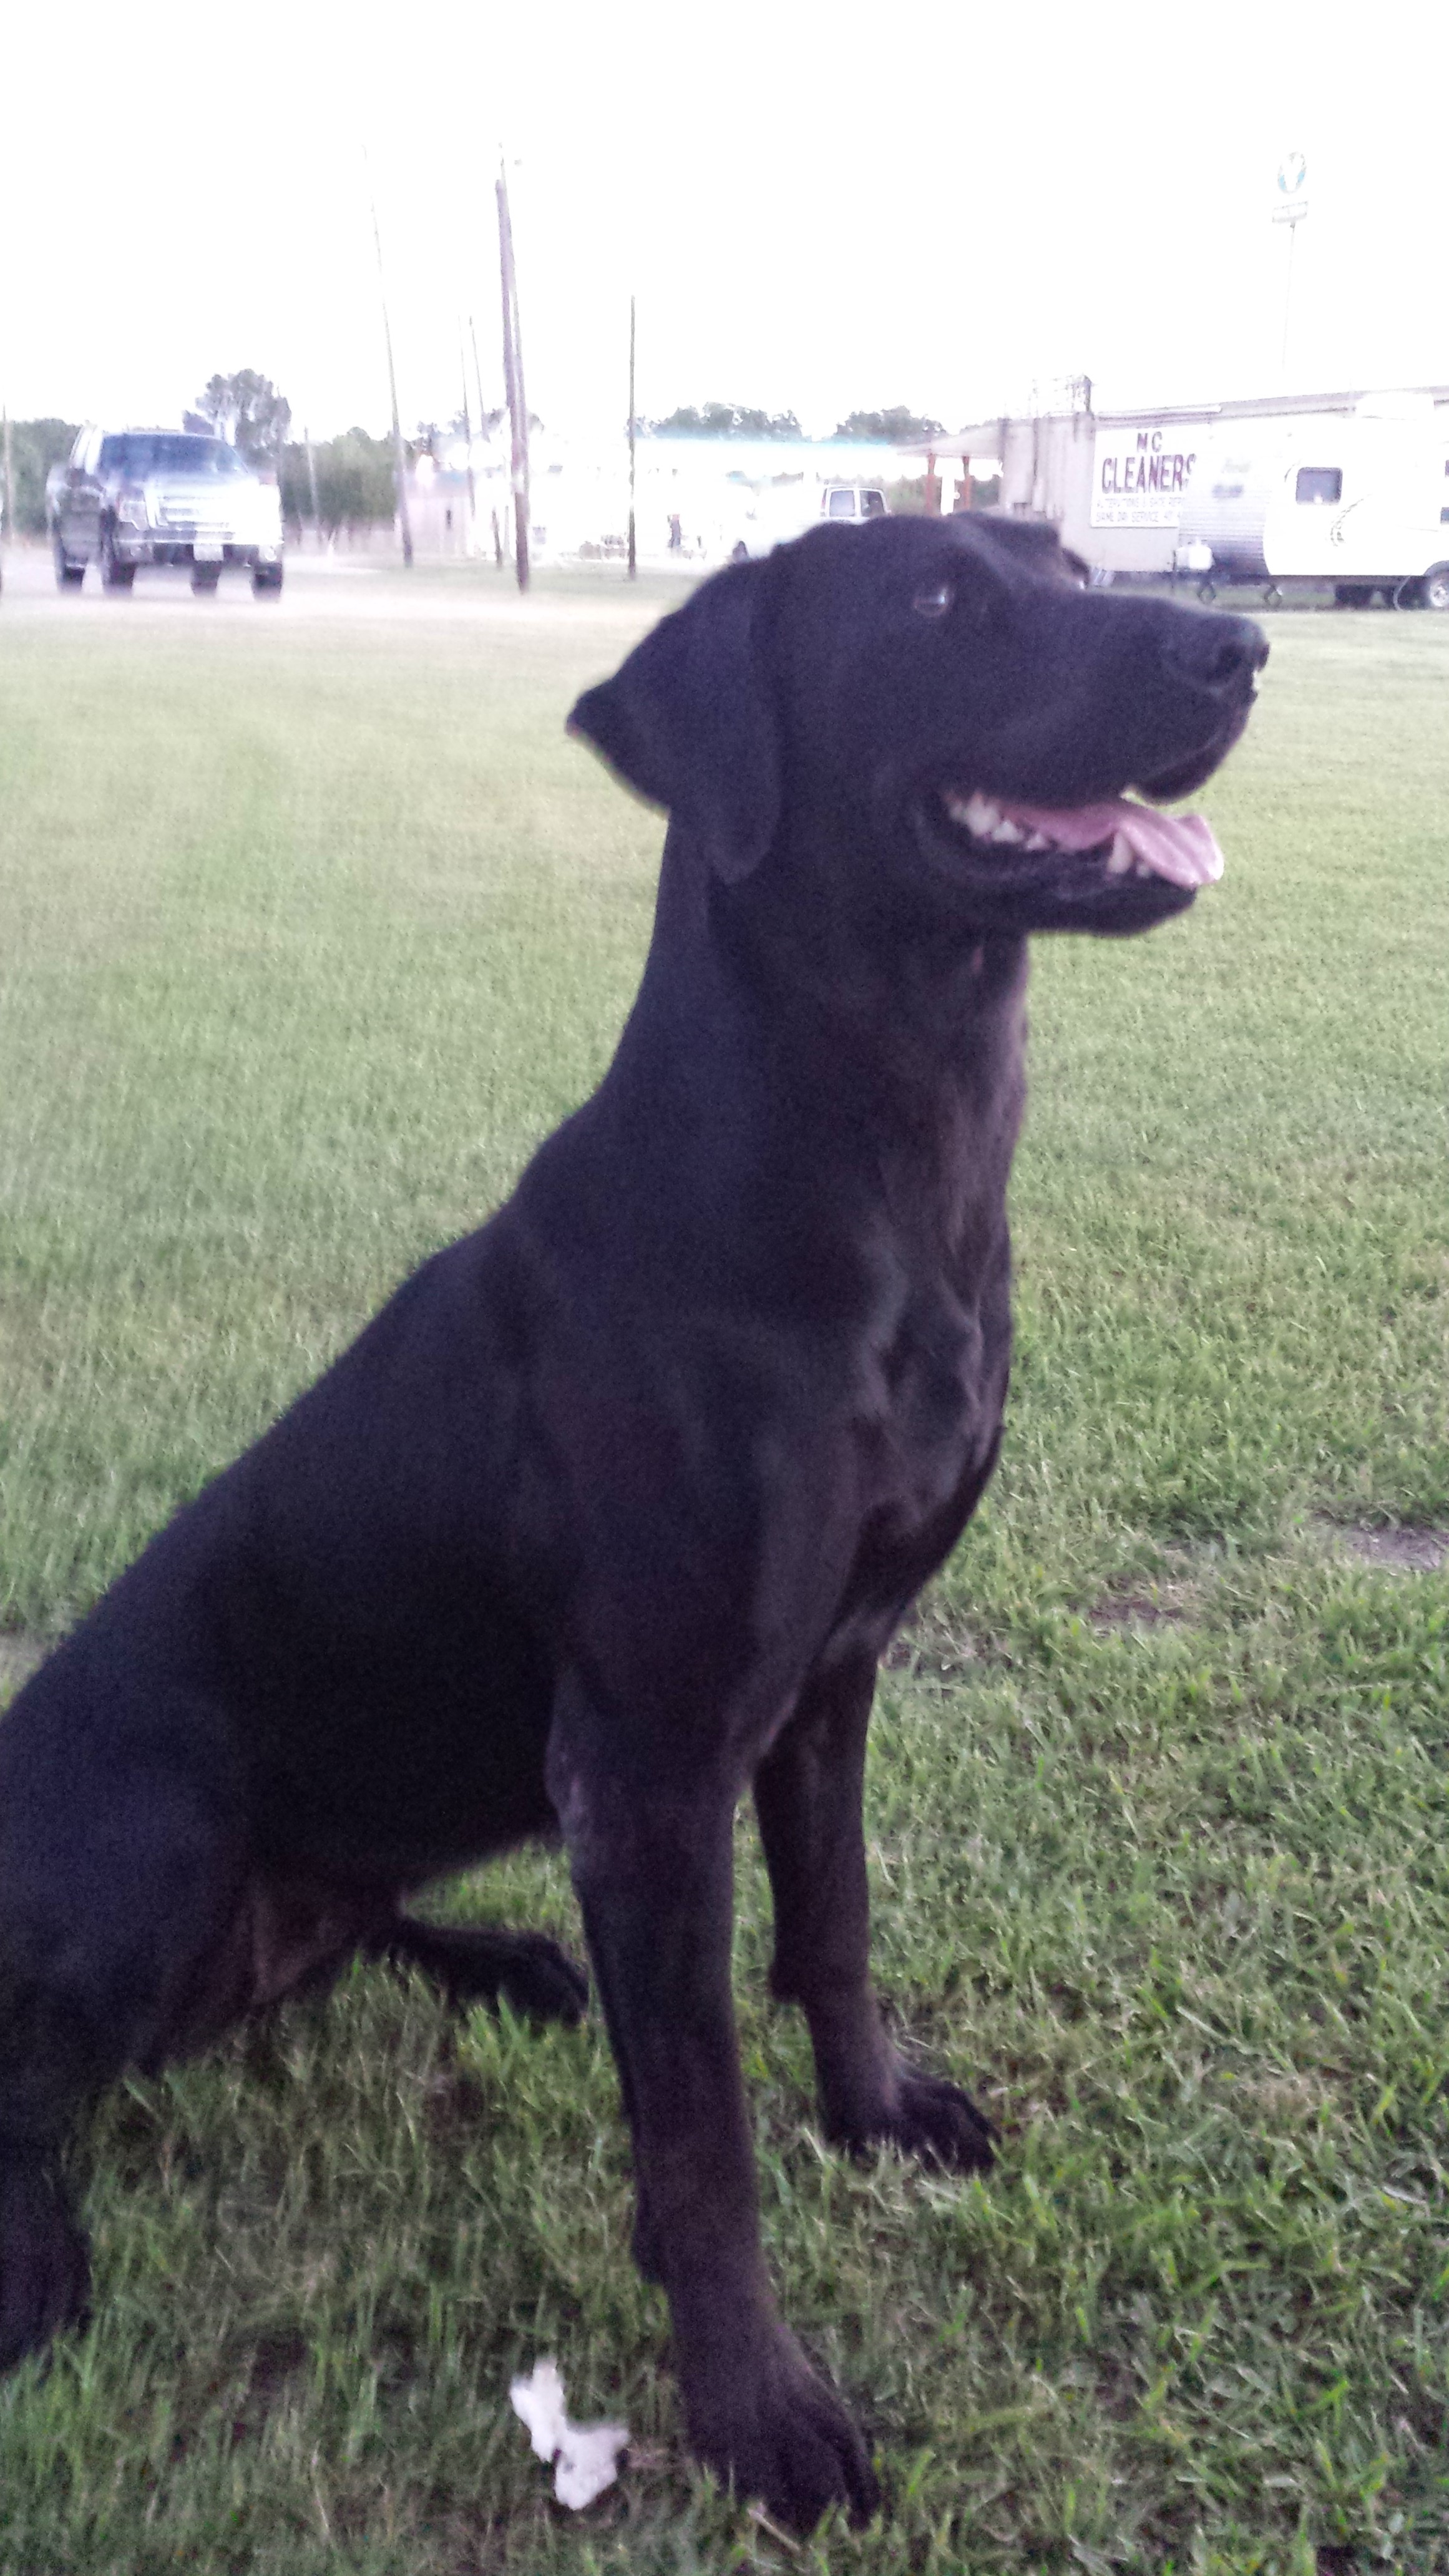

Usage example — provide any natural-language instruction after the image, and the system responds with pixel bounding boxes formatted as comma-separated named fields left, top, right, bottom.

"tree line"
left=4, top=376, right=953, bottom=541
left=646, top=404, right=944, bottom=442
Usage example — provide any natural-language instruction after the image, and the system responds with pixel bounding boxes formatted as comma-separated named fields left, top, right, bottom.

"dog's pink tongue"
left=1005, top=797, right=1224, bottom=889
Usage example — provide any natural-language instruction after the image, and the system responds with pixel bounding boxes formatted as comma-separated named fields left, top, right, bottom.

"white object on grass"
left=509, top=2356, right=630, bottom=2510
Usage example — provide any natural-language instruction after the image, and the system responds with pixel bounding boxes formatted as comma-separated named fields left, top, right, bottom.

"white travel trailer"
left=1178, top=394, right=1449, bottom=607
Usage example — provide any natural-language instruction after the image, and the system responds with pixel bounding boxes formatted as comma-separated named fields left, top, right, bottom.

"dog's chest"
left=822, top=1225, right=1009, bottom=1639
left=864, top=1278, right=998, bottom=1529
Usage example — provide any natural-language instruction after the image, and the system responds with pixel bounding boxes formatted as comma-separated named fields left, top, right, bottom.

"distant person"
left=668, top=513, right=683, bottom=552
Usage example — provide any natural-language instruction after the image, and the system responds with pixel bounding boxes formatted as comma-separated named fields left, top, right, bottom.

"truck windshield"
left=97, top=434, right=252, bottom=477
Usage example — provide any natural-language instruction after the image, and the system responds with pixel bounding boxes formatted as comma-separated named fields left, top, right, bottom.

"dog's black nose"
left=1162, top=613, right=1269, bottom=695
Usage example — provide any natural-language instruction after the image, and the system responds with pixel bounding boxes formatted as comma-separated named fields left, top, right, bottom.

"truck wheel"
left=52, top=534, right=85, bottom=588
left=99, top=531, right=134, bottom=591
left=1422, top=562, right=1449, bottom=613
left=251, top=564, right=284, bottom=595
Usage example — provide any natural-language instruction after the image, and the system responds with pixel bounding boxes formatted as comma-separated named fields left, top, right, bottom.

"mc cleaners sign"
left=1091, top=427, right=1198, bottom=530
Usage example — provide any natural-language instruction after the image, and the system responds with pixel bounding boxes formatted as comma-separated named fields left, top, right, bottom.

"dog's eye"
left=912, top=582, right=954, bottom=619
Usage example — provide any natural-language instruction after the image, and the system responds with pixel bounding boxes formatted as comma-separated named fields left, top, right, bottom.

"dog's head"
left=569, top=515, right=1266, bottom=938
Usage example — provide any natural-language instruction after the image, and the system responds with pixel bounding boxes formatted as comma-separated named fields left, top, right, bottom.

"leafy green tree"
left=194, top=371, right=292, bottom=465
left=650, top=404, right=803, bottom=439
left=278, top=429, right=397, bottom=536
left=6, top=419, right=79, bottom=536
left=832, top=407, right=944, bottom=444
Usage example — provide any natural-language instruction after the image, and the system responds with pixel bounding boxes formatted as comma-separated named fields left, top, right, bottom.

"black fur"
left=0, top=515, right=1264, bottom=2529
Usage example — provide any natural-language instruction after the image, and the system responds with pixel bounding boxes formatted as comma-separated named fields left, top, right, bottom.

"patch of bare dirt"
left=1310, top=1518, right=1448, bottom=1574
left=1088, top=1576, right=1203, bottom=1633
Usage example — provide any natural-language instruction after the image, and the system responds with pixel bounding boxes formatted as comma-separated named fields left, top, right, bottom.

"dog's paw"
left=0, top=2149, right=91, bottom=2374
left=489, top=1931, right=590, bottom=2026
left=838, top=2064, right=997, bottom=2175
left=684, top=2320, right=880, bottom=2534
left=384, top=1920, right=589, bottom=2026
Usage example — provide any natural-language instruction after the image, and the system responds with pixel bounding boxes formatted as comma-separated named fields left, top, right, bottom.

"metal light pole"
left=364, top=149, right=414, bottom=567
left=303, top=425, right=321, bottom=549
left=458, top=331, right=477, bottom=550
left=1272, top=152, right=1309, bottom=380
left=468, top=315, right=503, bottom=565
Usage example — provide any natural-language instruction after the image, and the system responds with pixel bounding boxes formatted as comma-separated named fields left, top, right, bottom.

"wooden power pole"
left=627, top=296, right=637, bottom=581
left=495, top=160, right=529, bottom=592
left=364, top=151, right=414, bottom=568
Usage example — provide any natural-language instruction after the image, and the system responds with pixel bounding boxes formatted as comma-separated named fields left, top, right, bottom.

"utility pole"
left=495, top=157, right=529, bottom=592
left=364, top=149, right=414, bottom=567
left=627, top=296, right=637, bottom=581
left=458, top=333, right=477, bottom=551
left=1, top=410, right=14, bottom=551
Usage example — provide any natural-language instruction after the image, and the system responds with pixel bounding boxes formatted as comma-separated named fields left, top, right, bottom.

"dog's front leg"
left=547, top=1670, right=879, bottom=2533
left=754, top=1653, right=995, bottom=2172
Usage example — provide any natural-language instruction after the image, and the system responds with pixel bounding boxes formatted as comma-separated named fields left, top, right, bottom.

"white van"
left=731, top=481, right=889, bottom=560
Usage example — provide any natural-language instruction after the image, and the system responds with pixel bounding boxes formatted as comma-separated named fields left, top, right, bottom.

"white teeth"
left=1106, top=833, right=1133, bottom=874
left=944, top=792, right=1059, bottom=856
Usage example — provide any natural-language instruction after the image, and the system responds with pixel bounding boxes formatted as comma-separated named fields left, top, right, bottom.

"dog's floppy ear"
left=568, top=559, right=779, bottom=882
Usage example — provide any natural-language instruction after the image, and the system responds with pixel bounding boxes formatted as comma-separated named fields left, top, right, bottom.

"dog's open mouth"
left=939, top=789, right=1224, bottom=891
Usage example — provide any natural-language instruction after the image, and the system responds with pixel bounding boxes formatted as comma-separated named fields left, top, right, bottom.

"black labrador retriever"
left=0, top=513, right=1264, bottom=2529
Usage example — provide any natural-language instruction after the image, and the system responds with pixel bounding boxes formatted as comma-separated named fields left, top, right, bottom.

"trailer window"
left=1295, top=467, right=1342, bottom=505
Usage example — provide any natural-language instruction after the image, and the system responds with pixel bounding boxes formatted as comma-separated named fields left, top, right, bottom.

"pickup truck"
left=47, top=427, right=285, bottom=593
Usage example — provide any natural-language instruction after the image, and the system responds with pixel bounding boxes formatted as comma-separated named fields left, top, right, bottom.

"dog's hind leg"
left=368, top=1916, right=588, bottom=2025
left=0, top=1663, right=250, bottom=2373
left=754, top=1653, right=995, bottom=2173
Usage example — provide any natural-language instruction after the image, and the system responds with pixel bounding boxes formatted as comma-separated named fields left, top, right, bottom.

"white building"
left=899, top=384, right=1449, bottom=583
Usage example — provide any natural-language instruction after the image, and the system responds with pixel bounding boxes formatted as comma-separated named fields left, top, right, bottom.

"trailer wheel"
left=1196, top=580, right=1216, bottom=604
left=52, top=534, right=85, bottom=589
left=1422, top=563, right=1449, bottom=613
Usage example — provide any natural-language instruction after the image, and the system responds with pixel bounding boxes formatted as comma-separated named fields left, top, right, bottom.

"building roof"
left=897, top=384, right=1449, bottom=461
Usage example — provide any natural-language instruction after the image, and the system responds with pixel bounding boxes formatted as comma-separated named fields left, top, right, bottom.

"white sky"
left=4, top=1, right=1446, bottom=446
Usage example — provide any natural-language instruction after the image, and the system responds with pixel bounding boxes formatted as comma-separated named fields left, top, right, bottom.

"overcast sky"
left=5, top=1, right=1445, bottom=447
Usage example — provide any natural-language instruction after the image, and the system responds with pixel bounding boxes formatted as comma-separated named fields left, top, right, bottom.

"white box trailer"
left=1178, top=394, right=1449, bottom=607
left=915, top=388, right=1449, bottom=605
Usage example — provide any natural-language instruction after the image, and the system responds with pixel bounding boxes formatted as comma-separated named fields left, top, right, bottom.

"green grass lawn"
left=1, top=561, right=1447, bottom=2575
